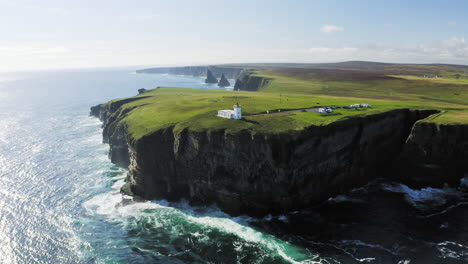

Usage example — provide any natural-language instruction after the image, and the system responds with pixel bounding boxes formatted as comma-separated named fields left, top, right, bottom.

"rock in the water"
left=218, top=73, right=230, bottom=87
left=205, top=69, right=218, bottom=84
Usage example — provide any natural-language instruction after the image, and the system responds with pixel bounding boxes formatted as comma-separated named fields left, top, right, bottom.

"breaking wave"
left=83, top=179, right=323, bottom=263
left=381, top=183, right=462, bottom=211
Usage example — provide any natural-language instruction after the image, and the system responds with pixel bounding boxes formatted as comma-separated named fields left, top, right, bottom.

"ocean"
left=0, top=69, right=467, bottom=264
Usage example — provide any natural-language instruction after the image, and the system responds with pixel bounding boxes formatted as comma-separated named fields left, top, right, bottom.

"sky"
left=0, top=0, right=467, bottom=72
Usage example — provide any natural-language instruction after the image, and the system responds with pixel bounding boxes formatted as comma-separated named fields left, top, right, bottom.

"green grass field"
left=105, top=64, right=468, bottom=140
left=106, top=86, right=467, bottom=141
left=110, top=88, right=388, bottom=140
left=253, top=70, right=468, bottom=106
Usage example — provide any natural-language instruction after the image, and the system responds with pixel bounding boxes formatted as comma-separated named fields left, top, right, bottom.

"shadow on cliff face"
left=391, top=122, right=468, bottom=189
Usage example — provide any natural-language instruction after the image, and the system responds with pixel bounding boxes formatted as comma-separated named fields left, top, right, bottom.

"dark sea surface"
left=0, top=69, right=467, bottom=264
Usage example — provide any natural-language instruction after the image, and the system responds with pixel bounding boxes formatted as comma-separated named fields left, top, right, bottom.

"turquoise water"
left=1, top=69, right=467, bottom=264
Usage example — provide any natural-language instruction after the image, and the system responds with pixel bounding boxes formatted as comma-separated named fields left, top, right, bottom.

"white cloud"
left=320, top=24, right=344, bottom=33
left=448, top=21, right=457, bottom=27
left=306, top=37, right=468, bottom=63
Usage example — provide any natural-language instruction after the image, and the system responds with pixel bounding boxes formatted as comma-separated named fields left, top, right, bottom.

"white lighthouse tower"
left=233, top=103, right=242, bottom=119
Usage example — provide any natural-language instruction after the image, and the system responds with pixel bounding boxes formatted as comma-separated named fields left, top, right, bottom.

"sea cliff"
left=136, top=65, right=243, bottom=79
left=89, top=102, right=466, bottom=216
left=136, top=66, right=270, bottom=91
left=234, top=70, right=270, bottom=91
left=394, top=121, right=468, bottom=187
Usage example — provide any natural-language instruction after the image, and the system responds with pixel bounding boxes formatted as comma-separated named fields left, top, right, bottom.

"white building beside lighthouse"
left=217, top=103, right=242, bottom=119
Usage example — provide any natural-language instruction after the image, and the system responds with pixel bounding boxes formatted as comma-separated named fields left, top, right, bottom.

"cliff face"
left=90, top=96, right=149, bottom=167
left=91, top=104, right=463, bottom=216
left=234, top=71, right=270, bottom=91
left=136, top=66, right=243, bottom=79
left=393, top=122, right=468, bottom=187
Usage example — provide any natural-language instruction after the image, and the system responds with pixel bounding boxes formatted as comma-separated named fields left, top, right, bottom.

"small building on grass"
left=217, top=103, right=242, bottom=119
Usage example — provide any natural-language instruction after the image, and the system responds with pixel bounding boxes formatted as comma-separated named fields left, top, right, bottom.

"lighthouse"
left=233, top=103, right=242, bottom=119
left=217, top=103, right=242, bottom=119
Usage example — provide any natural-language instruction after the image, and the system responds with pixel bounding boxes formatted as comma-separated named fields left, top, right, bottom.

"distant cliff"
left=234, top=70, right=271, bottom=91
left=88, top=102, right=468, bottom=217
left=136, top=65, right=270, bottom=91
left=136, top=65, right=243, bottom=79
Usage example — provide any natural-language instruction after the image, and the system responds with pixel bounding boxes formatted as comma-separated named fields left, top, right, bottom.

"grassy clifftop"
left=102, top=85, right=466, bottom=141
left=249, top=68, right=468, bottom=123
left=103, top=62, right=468, bottom=141
left=253, top=69, right=468, bottom=104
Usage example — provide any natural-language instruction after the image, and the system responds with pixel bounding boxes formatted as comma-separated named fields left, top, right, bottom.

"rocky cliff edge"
left=89, top=102, right=468, bottom=216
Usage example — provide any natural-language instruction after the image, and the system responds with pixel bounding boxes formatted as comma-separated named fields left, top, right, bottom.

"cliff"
left=90, top=96, right=150, bottom=167
left=136, top=65, right=243, bottom=79
left=89, top=103, right=467, bottom=217
left=205, top=69, right=218, bottom=84
left=136, top=66, right=268, bottom=91
left=393, top=121, right=468, bottom=187
left=234, top=70, right=271, bottom=91
left=218, top=73, right=230, bottom=87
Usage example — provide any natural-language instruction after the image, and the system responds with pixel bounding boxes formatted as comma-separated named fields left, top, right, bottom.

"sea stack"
left=218, top=73, right=230, bottom=87
left=205, top=69, right=218, bottom=84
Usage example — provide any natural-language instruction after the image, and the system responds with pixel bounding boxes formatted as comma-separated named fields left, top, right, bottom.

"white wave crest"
left=382, top=183, right=461, bottom=211
left=83, top=179, right=323, bottom=264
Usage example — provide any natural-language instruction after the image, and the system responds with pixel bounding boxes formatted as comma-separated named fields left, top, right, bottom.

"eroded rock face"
left=91, top=103, right=447, bottom=216
left=218, top=73, right=230, bottom=87
left=205, top=69, right=218, bottom=84
left=394, top=122, right=468, bottom=187
left=90, top=97, right=150, bottom=167
left=234, top=71, right=270, bottom=91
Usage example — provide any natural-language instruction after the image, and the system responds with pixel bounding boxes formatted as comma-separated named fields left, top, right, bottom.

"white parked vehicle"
left=318, top=107, right=333, bottom=114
